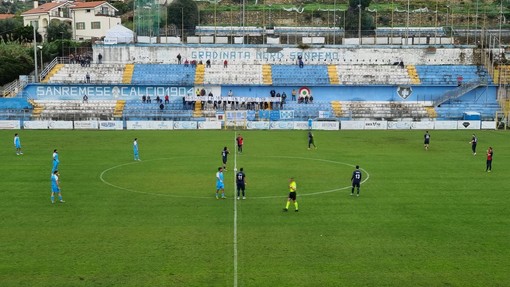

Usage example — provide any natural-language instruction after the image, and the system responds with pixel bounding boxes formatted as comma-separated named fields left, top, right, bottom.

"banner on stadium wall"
left=313, top=121, right=339, bottom=130
left=410, top=121, right=435, bottom=130
left=387, top=121, right=413, bottom=130
left=280, top=110, right=294, bottom=120
left=74, top=121, right=98, bottom=130
left=154, top=121, right=174, bottom=130
left=293, top=121, right=309, bottom=130
left=481, top=121, right=496, bottom=130
left=340, top=121, right=365, bottom=130
left=247, top=121, right=270, bottom=129
left=126, top=121, right=155, bottom=130
left=434, top=121, right=457, bottom=130
left=99, top=121, right=124, bottom=130
left=23, top=121, right=49, bottom=129
left=0, top=120, right=20, bottom=129
left=198, top=121, right=221, bottom=130
left=269, top=121, right=294, bottom=130
left=364, top=121, right=387, bottom=130
left=173, top=121, right=197, bottom=130
left=457, top=120, right=481, bottom=130
left=48, top=121, right=73, bottom=129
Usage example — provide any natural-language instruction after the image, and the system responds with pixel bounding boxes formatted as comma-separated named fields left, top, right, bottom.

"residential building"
left=21, top=0, right=119, bottom=41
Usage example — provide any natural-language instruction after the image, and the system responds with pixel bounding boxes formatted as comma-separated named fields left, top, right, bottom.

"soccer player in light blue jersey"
left=52, top=149, right=59, bottom=173
left=14, top=133, right=23, bottom=155
left=51, top=170, right=64, bottom=203
left=216, top=167, right=225, bottom=199
left=133, top=138, right=140, bottom=161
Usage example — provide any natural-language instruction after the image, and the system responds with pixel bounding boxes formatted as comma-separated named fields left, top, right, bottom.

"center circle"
left=100, top=156, right=369, bottom=199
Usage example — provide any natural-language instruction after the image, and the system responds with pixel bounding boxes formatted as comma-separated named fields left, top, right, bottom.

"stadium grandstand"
left=0, top=30, right=508, bottom=129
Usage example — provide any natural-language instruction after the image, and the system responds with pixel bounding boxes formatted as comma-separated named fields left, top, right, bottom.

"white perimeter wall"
left=94, top=45, right=475, bottom=66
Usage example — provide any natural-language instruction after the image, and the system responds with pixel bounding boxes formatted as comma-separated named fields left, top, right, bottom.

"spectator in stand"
left=97, top=53, right=102, bottom=64
left=177, top=53, right=182, bottom=64
left=159, top=103, right=164, bottom=110
left=82, top=94, right=88, bottom=103
left=281, top=92, right=287, bottom=104
left=196, top=88, right=200, bottom=97
left=142, top=95, right=146, bottom=103
left=276, top=92, right=281, bottom=98
left=206, top=59, right=211, bottom=68
left=200, top=88, right=206, bottom=97
left=69, top=54, right=74, bottom=64
left=165, top=95, right=169, bottom=104
left=224, top=60, right=228, bottom=68
left=191, top=60, right=197, bottom=66
left=299, top=59, right=304, bottom=68
left=228, top=89, right=233, bottom=97
left=270, top=89, right=276, bottom=97
left=304, top=95, right=309, bottom=104
left=309, top=95, right=314, bottom=103
left=156, top=96, right=161, bottom=103
left=184, top=59, right=189, bottom=67
left=85, top=72, right=90, bottom=83
left=147, top=95, right=151, bottom=103
left=291, top=89, right=297, bottom=101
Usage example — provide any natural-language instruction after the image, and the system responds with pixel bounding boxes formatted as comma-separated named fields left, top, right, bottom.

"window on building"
left=101, top=7, right=109, bottom=15
left=76, top=22, right=85, bottom=30
left=91, top=22, right=101, bottom=29
left=86, top=9, right=91, bottom=13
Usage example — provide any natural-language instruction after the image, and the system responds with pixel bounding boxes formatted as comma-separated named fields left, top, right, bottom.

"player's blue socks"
left=58, top=195, right=63, bottom=201
left=51, top=195, right=55, bottom=203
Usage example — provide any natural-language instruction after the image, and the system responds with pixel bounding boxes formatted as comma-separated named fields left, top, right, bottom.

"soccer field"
left=1, top=129, right=509, bottom=286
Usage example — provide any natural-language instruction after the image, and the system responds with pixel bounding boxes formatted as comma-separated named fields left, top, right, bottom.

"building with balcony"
left=21, top=0, right=119, bottom=42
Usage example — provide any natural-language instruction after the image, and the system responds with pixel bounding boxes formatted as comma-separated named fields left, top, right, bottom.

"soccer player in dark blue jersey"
left=470, top=134, right=478, bottom=155
left=221, top=146, right=230, bottom=170
left=424, top=131, right=430, bottom=150
left=351, top=165, right=362, bottom=197
left=236, top=168, right=246, bottom=200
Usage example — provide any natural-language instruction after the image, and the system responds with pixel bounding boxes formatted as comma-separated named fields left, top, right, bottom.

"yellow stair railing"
left=113, top=100, right=126, bottom=118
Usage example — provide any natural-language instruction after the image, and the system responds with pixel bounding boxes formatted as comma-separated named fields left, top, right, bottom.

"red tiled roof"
left=0, top=14, right=15, bottom=20
left=22, top=2, right=66, bottom=15
left=71, top=1, right=107, bottom=9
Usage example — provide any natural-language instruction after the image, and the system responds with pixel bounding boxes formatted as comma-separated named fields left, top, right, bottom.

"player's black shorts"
left=288, top=192, right=297, bottom=200
left=236, top=183, right=245, bottom=191
left=352, top=181, right=360, bottom=188
left=424, top=139, right=430, bottom=144
left=222, top=157, right=227, bottom=164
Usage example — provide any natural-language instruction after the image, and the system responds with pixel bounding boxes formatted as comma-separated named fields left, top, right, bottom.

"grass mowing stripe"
left=233, top=131, right=238, bottom=287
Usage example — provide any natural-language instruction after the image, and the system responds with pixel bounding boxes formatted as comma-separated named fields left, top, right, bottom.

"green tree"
left=344, top=0, right=374, bottom=36
left=167, top=0, right=198, bottom=35
left=46, top=20, right=72, bottom=42
left=0, top=42, right=34, bottom=85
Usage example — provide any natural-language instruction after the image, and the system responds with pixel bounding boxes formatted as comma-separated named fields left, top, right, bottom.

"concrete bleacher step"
left=425, top=106, right=437, bottom=118
left=327, top=65, right=340, bottom=85
left=330, top=101, right=342, bottom=117
left=114, top=100, right=126, bottom=118
left=406, top=65, right=421, bottom=84
left=122, top=64, right=134, bottom=84
left=42, top=64, right=64, bottom=83
left=193, top=101, right=203, bottom=117
left=262, top=64, right=272, bottom=85
left=194, top=64, right=205, bottom=85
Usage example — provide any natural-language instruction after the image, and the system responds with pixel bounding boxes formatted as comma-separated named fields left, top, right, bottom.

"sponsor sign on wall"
left=340, top=121, right=365, bottom=130
left=269, top=121, right=294, bottom=130
left=198, top=121, right=222, bottom=130
left=433, top=121, right=458, bottom=130
left=457, top=120, right=481, bottom=130
left=99, top=121, right=124, bottom=130
left=364, top=121, right=387, bottom=130
left=74, top=121, right=99, bottom=130
left=313, top=121, right=339, bottom=130
left=173, top=121, right=197, bottom=130
left=247, top=121, right=270, bottom=129
left=481, top=121, right=496, bottom=130
left=0, top=120, right=20, bottom=129
left=23, top=121, right=49, bottom=129
left=48, top=121, right=73, bottom=130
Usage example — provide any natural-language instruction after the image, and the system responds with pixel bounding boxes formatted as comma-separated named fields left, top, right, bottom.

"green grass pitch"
left=1, top=129, right=509, bottom=286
